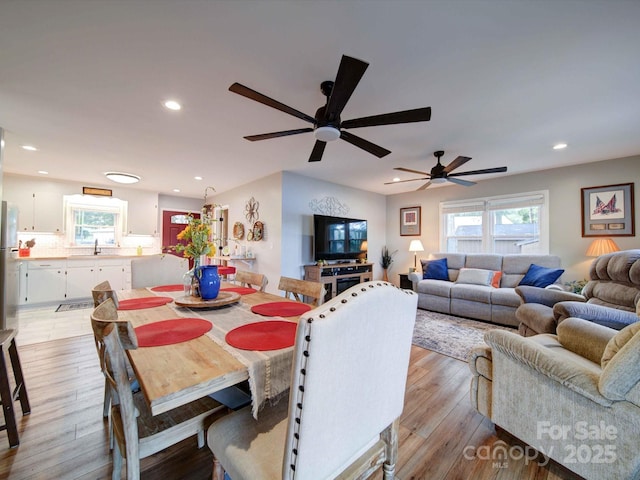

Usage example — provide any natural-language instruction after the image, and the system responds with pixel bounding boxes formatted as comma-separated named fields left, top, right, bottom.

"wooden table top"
left=118, top=285, right=301, bottom=416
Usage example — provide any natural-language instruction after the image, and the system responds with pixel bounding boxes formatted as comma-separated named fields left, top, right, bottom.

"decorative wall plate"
left=252, top=221, right=264, bottom=241
left=222, top=245, right=230, bottom=256
left=233, top=222, right=245, bottom=240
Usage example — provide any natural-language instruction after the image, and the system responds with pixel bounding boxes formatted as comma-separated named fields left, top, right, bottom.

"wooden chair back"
left=278, top=276, right=325, bottom=307
left=92, top=280, right=119, bottom=308
left=235, top=270, right=268, bottom=292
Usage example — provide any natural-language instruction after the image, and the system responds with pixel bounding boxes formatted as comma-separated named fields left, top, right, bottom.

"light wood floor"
left=1, top=307, right=583, bottom=479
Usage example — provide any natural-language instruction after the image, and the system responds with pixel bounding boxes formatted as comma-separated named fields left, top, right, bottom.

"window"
left=440, top=191, right=548, bottom=254
left=64, top=195, right=127, bottom=246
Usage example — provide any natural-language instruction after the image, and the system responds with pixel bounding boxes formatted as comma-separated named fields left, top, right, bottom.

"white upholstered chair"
left=92, top=299, right=224, bottom=480
left=207, top=281, right=418, bottom=480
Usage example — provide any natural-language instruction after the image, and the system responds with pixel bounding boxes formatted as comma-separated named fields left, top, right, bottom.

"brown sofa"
left=516, top=249, right=640, bottom=336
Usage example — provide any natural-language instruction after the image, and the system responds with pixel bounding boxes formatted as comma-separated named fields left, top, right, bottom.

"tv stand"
left=304, top=262, right=373, bottom=302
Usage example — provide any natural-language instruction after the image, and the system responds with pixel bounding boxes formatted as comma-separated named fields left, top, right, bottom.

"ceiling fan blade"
left=341, top=107, right=431, bottom=129
left=384, top=177, right=430, bottom=185
left=417, top=180, right=433, bottom=191
left=447, top=177, right=476, bottom=187
left=325, top=55, right=369, bottom=120
left=340, top=131, right=391, bottom=158
left=442, top=156, right=472, bottom=174
left=229, top=83, right=316, bottom=124
left=448, top=166, right=508, bottom=177
left=244, top=128, right=314, bottom=141
left=308, top=140, right=327, bottom=162
left=394, top=167, right=430, bottom=176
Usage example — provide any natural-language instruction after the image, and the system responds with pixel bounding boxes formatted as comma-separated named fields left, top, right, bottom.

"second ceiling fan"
left=229, top=55, right=432, bottom=163
left=387, top=151, right=508, bottom=190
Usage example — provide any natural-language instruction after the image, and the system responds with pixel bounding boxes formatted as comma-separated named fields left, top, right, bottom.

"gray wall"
left=385, top=155, right=639, bottom=282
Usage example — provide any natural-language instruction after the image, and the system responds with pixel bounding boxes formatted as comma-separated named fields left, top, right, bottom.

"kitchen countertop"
left=17, top=254, right=152, bottom=260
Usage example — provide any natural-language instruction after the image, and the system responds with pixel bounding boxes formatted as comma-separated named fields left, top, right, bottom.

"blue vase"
left=196, top=265, right=221, bottom=300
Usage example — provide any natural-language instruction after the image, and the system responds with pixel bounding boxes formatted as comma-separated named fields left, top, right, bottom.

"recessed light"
left=22, top=145, right=38, bottom=151
left=105, top=172, right=141, bottom=184
left=164, top=100, right=181, bottom=111
left=194, top=176, right=203, bottom=181
left=393, top=177, right=400, bottom=182
left=38, top=170, right=49, bottom=175
left=553, top=143, right=568, bottom=150
left=173, top=188, right=181, bottom=193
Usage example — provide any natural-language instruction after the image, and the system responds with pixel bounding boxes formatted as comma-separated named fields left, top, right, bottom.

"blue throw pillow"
left=421, top=258, right=449, bottom=281
left=519, top=263, right=564, bottom=288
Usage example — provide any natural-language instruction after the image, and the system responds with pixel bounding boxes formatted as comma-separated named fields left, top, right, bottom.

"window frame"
left=63, top=194, right=127, bottom=247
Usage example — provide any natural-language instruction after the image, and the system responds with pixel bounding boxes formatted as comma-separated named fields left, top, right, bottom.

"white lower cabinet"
left=23, top=257, right=132, bottom=305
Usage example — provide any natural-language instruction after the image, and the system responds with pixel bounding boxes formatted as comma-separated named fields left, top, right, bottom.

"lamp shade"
left=586, top=238, right=620, bottom=257
left=409, top=240, right=425, bottom=252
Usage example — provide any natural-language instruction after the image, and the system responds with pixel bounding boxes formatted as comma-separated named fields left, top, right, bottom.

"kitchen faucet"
left=94, top=239, right=101, bottom=255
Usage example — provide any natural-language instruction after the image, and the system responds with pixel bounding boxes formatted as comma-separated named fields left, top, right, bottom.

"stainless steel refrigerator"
left=0, top=200, right=20, bottom=330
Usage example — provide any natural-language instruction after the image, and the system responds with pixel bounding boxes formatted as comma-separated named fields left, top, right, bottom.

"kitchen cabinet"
left=123, top=190, right=158, bottom=235
left=24, top=260, right=66, bottom=304
left=22, top=257, right=132, bottom=305
left=3, top=180, right=64, bottom=232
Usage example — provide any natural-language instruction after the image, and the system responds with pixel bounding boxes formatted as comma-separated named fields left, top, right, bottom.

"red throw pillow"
left=491, top=271, right=502, bottom=288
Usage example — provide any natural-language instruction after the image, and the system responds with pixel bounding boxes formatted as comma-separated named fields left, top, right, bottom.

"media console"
left=303, top=262, right=373, bottom=302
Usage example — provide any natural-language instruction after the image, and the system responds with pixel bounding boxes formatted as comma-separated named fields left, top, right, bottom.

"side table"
left=398, top=273, right=413, bottom=290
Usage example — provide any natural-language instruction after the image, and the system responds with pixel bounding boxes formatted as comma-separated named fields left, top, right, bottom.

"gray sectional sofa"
left=408, top=253, right=562, bottom=327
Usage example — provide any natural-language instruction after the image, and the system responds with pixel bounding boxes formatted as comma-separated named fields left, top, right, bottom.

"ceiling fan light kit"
left=229, top=54, right=432, bottom=163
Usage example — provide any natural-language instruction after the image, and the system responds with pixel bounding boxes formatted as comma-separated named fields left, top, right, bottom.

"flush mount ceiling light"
left=163, top=100, right=182, bottom=111
left=105, top=172, right=141, bottom=184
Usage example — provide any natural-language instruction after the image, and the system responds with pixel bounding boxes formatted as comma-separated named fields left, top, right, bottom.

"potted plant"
left=380, top=246, right=397, bottom=282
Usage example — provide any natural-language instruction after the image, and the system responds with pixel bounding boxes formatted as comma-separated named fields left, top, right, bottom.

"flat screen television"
left=313, top=214, right=367, bottom=262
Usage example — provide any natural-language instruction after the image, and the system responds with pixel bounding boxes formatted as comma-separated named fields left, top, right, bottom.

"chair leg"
left=112, top=442, right=123, bottom=480
left=213, top=456, right=225, bottom=480
left=197, top=429, right=205, bottom=448
left=381, top=419, right=399, bottom=480
left=0, top=343, right=19, bottom=448
left=8, top=339, right=30, bottom=415
left=103, top=379, right=111, bottom=418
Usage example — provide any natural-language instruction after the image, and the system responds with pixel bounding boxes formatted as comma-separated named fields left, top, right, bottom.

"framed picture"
left=400, top=206, right=421, bottom=236
left=581, top=183, right=635, bottom=237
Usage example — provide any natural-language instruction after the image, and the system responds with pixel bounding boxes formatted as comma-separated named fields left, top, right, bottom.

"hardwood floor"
left=1, top=310, right=583, bottom=479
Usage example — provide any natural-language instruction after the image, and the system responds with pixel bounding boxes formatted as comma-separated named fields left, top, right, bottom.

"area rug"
left=412, top=310, right=514, bottom=362
left=55, top=301, right=95, bottom=312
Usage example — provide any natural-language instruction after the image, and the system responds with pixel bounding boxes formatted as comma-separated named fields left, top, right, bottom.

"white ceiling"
left=1, top=1, right=639, bottom=200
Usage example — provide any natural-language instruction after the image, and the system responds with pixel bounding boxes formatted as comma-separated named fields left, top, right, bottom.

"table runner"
left=154, top=288, right=294, bottom=418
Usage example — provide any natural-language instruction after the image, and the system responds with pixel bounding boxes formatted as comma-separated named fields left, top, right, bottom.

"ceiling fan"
left=229, top=55, right=432, bottom=163
left=386, top=150, right=508, bottom=190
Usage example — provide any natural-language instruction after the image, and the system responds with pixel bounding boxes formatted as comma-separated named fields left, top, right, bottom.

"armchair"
left=469, top=317, right=640, bottom=480
left=516, top=249, right=640, bottom=336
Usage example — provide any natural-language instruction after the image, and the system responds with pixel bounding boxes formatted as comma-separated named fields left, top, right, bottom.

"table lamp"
left=408, top=239, right=425, bottom=270
left=586, top=237, right=620, bottom=257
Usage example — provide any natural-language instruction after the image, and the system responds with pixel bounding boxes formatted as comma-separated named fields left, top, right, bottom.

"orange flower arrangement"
left=174, top=215, right=216, bottom=260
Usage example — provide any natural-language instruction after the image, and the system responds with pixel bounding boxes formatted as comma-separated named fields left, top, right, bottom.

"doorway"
left=161, top=210, right=200, bottom=257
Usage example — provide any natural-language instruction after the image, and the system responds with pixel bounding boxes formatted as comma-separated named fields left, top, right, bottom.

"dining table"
left=116, top=283, right=307, bottom=417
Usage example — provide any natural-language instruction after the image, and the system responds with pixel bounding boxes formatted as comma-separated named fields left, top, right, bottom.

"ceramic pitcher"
left=196, top=265, right=221, bottom=300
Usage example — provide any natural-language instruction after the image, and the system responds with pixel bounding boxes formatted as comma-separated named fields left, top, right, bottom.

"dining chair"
left=278, top=276, right=325, bottom=306
left=92, top=280, right=119, bottom=308
left=92, top=298, right=225, bottom=480
left=235, top=270, right=268, bottom=292
left=207, top=281, right=418, bottom=480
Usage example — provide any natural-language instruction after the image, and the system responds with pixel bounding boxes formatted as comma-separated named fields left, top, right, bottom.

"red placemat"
left=218, top=266, right=236, bottom=275
left=220, top=286, right=257, bottom=295
left=225, top=321, right=297, bottom=351
left=135, top=318, right=212, bottom=347
left=150, top=284, right=183, bottom=292
left=251, top=301, right=312, bottom=317
left=117, top=296, right=173, bottom=310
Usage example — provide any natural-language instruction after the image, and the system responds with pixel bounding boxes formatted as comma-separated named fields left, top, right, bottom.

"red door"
left=161, top=210, right=201, bottom=258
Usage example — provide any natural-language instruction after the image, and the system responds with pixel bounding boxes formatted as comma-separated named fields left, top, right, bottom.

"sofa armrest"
left=484, top=329, right=611, bottom=406
left=408, top=272, right=422, bottom=283
left=556, top=317, right=617, bottom=364
left=515, top=285, right=585, bottom=307
left=554, top=302, right=639, bottom=330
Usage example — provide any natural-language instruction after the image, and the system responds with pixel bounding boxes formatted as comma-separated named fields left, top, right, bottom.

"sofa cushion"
left=451, top=283, right=492, bottom=303
left=455, top=268, right=495, bottom=286
left=415, top=279, right=452, bottom=297
left=421, top=258, right=449, bottom=280
left=490, top=288, right=520, bottom=308
left=519, top=264, right=564, bottom=288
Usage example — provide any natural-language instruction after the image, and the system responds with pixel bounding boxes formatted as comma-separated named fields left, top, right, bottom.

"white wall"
left=385, top=155, right=640, bottom=282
